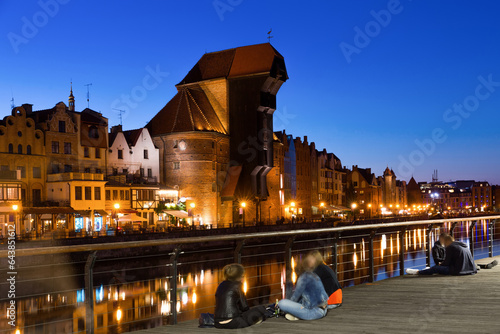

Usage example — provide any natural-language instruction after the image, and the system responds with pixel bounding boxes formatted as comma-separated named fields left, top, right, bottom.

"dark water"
left=1, top=220, right=498, bottom=334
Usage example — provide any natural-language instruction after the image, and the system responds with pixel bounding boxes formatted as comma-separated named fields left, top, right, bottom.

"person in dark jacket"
left=303, top=250, right=342, bottom=309
left=214, top=263, right=267, bottom=329
left=432, top=233, right=447, bottom=265
left=406, top=234, right=477, bottom=276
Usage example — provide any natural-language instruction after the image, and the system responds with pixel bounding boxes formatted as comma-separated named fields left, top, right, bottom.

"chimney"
left=111, top=125, right=122, bottom=134
left=22, top=103, right=33, bottom=114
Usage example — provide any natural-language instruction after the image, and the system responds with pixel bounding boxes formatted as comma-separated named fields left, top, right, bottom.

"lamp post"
left=114, top=203, right=120, bottom=234
left=190, top=202, right=196, bottom=226
left=351, top=203, right=357, bottom=221
left=12, top=204, right=19, bottom=238
left=320, top=202, right=325, bottom=221
left=290, top=202, right=296, bottom=223
left=240, top=202, right=246, bottom=227
left=367, top=203, right=372, bottom=219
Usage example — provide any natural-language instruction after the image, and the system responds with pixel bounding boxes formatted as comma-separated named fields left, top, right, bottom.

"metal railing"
left=1, top=215, right=498, bottom=334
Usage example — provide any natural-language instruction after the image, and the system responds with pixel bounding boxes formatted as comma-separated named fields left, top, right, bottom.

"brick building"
left=147, top=43, right=288, bottom=226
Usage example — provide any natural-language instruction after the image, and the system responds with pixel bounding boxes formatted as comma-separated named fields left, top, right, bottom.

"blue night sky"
left=1, top=0, right=499, bottom=184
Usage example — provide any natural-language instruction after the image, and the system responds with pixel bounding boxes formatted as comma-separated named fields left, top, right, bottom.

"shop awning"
left=327, top=205, right=350, bottom=211
left=74, top=210, right=91, bottom=216
left=118, top=214, right=147, bottom=222
left=113, top=208, right=138, bottom=214
left=23, top=207, right=75, bottom=215
left=220, top=165, right=242, bottom=198
left=94, top=210, right=109, bottom=216
left=164, top=210, right=189, bottom=219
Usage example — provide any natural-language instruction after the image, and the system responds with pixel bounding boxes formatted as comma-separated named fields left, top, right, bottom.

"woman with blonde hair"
left=302, top=250, right=343, bottom=309
left=214, top=263, right=267, bottom=329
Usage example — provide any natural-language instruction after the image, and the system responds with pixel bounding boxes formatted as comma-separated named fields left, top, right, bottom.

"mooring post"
left=399, top=228, right=406, bottom=276
left=168, top=248, right=181, bottom=325
left=368, top=230, right=375, bottom=283
left=469, top=221, right=476, bottom=258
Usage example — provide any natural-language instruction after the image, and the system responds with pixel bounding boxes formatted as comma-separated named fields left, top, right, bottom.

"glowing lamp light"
left=320, top=202, right=325, bottom=207
left=113, top=203, right=120, bottom=209
left=351, top=203, right=357, bottom=209
left=12, top=204, right=19, bottom=211
left=291, top=202, right=296, bottom=207
left=15, top=330, right=20, bottom=334
left=190, top=203, right=196, bottom=208
left=240, top=202, right=246, bottom=208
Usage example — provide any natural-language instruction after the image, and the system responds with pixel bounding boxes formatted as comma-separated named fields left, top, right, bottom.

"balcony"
left=47, top=172, right=105, bottom=182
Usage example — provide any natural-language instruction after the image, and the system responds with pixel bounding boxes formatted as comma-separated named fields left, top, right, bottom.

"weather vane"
left=267, top=28, right=273, bottom=42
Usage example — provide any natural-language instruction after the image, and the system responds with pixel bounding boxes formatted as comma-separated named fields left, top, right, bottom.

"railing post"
left=284, top=237, right=295, bottom=298
left=469, top=221, right=476, bottom=258
left=333, top=232, right=339, bottom=273
left=85, top=251, right=97, bottom=334
left=450, top=222, right=459, bottom=238
left=368, top=230, right=375, bottom=283
left=399, top=228, right=406, bottom=276
left=489, top=219, right=494, bottom=258
left=426, top=224, right=433, bottom=268
left=169, top=248, right=181, bottom=325
left=234, top=240, right=245, bottom=264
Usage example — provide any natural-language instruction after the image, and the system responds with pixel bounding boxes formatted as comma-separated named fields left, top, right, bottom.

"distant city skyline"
left=1, top=1, right=500, bottom=184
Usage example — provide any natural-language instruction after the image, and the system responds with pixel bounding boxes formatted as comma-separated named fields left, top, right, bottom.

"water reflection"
left=3, top=222, right=499, bottom=333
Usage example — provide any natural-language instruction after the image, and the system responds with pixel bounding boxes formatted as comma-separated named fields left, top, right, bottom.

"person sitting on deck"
left=278, top=256, right=329, bottom=321
left=214, top=264, right=267, bottom=329
left=406, top=234, right=477, bottom=276
left=432, top=233, right=447, bottom=265
left=302, top=250, right=343, bottom=309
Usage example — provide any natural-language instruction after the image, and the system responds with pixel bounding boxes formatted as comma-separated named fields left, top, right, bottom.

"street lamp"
left=351, top=203, right=357, bottom=220
left=320, top=202, right=325, bottom=220
left=113, top=203, right=120, bottom=234
left=240, top=202, right=246, bottom=227
left=367, top=203, right=372, bottom=219
left=190, top=202, right=196, bottom=226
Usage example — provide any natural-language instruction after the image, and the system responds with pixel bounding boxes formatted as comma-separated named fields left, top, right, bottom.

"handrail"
left=2, top=215, right=499, bottom=257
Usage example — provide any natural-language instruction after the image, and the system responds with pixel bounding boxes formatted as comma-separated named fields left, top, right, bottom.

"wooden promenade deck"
left=132, top=256, right=500, bottom=334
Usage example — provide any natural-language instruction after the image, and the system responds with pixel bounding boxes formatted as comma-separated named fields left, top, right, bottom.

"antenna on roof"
left=113, top=108, right=126, bottom=126
left=84, top=83, right=92, bottom=108
left=267, top=28, right=273, bottom=43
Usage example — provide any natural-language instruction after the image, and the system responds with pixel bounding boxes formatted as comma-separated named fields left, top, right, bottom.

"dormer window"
left=89, top=126, right=99, bottom=139
left=59, top=121, right=66, bottom=133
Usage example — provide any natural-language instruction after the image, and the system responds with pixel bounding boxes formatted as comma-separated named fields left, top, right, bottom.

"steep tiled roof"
left=146, top=87, right=226, bottom=136
left=178, top=43, right=287, bottom=85
left=123, top=129, right=142, bottom=147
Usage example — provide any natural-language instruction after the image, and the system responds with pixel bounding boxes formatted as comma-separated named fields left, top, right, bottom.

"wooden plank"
left=132, top=256, right=500, bottom=333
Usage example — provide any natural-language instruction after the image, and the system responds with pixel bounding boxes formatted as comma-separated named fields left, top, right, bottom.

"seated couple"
left=406, top=233, right=478, bottom=276
left=213, top=251, right=342, bottom=329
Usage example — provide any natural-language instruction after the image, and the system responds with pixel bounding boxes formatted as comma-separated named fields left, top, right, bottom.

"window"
left=94, top=187, right=101, bottom=201
left=144, top=149, right=148, bottom=159
left=122, top=168, right=128, bottom=174
left=147, top=168, right=152, bottom=178
left=95, top=148, right=100, bottom=159
left=117, top=149, right=123, bottom=159
left=125, top=191, right=130, bottom=200
left=51, top=163, right=59, bottom=173
left=75, top=186, right=82, bottom=200
left=85, top=187, right=92, bottom=200
left=89, top=126, right=99, bottom=139
left=33, top=167, right=41, bottom=178
left=173, top=162, right=180, bottom=170
left=113, top=190, right=118, bottom=200
left=120, top=190, right=125, bottom=200
left=8, top=144, right=13, bottom=154
left=52, top=141, right=59, bottom=153
left=17, top=145, right=22, bottom=154
left=84, top=168, right=90, bottom=173
left=27, top=145, right=31, bottom=155
left=96, top=168, right=102, bottom=174
left=64, top=165, right=72, bottom=173
left=105, top=190, right=111, bottom=200
left=64, top=142, right=71, bottom=154
left=84, top=147, right=90, bottom=158
left=59, top=120, right=66, bottom=133
left=16, top=166, right=26, bottom=178
left=140, top=168, right=144, bottom=177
